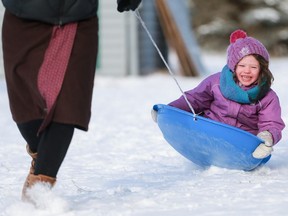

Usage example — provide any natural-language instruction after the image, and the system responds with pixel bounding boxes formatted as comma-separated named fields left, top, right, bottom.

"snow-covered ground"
left=0, top=52, right=288, bottom=216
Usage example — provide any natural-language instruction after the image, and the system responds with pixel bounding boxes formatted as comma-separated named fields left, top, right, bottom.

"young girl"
left=153, top=29, right=285, bottom=160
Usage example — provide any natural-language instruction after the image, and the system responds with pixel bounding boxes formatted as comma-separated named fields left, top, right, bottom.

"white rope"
left=134, top=10, right=196, bottom=116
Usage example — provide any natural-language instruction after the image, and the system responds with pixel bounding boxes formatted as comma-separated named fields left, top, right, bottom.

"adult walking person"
left=1, top=0, right=142, bottom=201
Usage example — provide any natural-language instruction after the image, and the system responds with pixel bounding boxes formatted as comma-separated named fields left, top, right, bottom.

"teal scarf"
left=220, top=65, right=269, bottom=104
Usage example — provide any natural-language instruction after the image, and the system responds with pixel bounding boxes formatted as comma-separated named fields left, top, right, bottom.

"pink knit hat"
left=227, top=29, right=269, bottom=71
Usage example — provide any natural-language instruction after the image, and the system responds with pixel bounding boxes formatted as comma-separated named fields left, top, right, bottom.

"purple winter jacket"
left=169, top=72, right=285, bottom=144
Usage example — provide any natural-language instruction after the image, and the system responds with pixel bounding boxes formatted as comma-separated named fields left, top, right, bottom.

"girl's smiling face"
left=235, top=55, right=260, bottom=87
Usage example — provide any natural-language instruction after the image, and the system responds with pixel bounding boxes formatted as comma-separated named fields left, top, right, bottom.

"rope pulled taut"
left=134, top=10, right=196, bottom=116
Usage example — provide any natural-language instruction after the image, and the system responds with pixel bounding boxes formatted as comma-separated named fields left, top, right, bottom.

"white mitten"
left=151, top=109, right=158, bottom=123
left=252, top=131, right=273, bottom=159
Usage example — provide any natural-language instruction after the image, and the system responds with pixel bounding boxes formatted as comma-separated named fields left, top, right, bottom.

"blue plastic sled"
left=153, top=104, right=270, bottom=171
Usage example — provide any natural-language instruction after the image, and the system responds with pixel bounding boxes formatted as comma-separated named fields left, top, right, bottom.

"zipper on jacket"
left=58, top=0, right=65, bottom=26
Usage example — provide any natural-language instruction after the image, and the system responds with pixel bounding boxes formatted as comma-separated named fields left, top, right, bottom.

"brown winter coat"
left=2, top=11, right=99, bottom=131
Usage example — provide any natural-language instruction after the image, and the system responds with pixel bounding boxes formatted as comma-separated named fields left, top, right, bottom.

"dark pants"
left=17, top=120, right=74, bottom=178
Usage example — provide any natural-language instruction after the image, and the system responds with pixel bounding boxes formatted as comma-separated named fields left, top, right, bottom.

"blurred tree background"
left=190, top=0, right=288, bottom=56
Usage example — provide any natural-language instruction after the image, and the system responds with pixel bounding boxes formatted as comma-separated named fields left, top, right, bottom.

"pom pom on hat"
left=227, top=29, right=269, bottom=71
left=230, top=29, right=247, bottom=43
